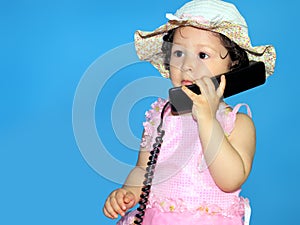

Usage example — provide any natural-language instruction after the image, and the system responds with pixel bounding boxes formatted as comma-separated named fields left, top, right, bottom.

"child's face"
left=169, top=26, right=232, bottom=87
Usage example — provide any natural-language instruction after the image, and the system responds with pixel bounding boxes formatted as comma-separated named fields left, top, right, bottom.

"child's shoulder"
left=149, top=98, right=168, bottom=112
left=144, top=98, right=168, bottom=122
left=227, top=103, right=255, bottom=138
left=141, top=98, right=168, bottom=146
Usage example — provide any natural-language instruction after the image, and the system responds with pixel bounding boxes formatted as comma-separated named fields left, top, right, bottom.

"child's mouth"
left=181, top=80, right=194, bottom=86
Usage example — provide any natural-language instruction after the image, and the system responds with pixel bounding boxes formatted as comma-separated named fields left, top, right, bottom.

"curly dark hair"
left=161, top=28, right=249, bottom=72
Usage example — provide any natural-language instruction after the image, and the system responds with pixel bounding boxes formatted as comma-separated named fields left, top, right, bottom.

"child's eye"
left=173, top=50, right=184, bottom=58
left=198, top=52, right=209, bottom=59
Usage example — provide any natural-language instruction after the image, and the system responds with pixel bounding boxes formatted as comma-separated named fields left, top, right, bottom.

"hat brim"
left=134, top=20, right=276, bottom=78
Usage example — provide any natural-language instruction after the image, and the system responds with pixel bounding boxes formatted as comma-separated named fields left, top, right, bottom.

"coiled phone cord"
left=134, top=101, right=170, bottom=225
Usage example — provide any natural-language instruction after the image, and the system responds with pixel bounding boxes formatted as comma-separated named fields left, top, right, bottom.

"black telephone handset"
left=169, top=61, right=266, bottom=115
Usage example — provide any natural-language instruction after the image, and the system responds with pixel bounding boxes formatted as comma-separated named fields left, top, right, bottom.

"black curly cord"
left=134, top=101, right=170, bottom=225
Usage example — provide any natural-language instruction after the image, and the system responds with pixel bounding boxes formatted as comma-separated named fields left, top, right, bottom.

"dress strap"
left=216, top=103, right=252, bottom=137
left=231, top=103, right=252, bottom=118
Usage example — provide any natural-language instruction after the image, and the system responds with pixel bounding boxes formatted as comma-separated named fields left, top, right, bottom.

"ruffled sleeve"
left=140, top=98, right=168, bottom=149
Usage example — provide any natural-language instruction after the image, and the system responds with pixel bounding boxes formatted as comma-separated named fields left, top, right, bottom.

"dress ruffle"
left=140, top=98, right=169, bottom=149
left=147, top=193, right=247, bottom=218
left=117, top=195, right=249, bottom=225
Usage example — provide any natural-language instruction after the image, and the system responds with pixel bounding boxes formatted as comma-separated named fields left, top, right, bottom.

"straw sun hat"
left=134, top=0, right=276, bottom=78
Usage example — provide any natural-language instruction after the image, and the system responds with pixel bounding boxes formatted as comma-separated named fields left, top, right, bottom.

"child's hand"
left=182, top=75, right=226, bottom=121
left=103, top=188, right=137, bottom=219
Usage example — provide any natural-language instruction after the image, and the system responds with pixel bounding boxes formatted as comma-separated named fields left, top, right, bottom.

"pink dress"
left=117, top=98, right=252, bottom=225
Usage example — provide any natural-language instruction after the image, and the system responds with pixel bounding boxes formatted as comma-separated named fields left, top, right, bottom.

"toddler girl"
left=103, top=0, right=276, bottom=224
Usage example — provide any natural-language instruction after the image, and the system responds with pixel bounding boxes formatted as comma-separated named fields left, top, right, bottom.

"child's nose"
left=182, top=54, right=195, bottom=73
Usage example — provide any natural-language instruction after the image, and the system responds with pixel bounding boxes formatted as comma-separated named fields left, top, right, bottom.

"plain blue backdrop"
left=1, top=0, right=299, bottom=224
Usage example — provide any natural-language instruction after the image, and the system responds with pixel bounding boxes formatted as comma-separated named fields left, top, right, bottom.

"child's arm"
left=198, top=110, right=255, bottom=192
left=182, top=75, right=256, bottom=192
left=103, top=134, right=150, bottom=219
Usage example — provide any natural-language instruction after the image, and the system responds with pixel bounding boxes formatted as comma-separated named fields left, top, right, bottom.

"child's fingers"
left=110, top=194, right=126, bottom=217
left=124, top=192, right=136, bottom=208
left=124, top=191, right=135, bottom=202
left=103, top=204, right=117, bottom=219
left=216, top=75, right=226, bottom=97
left=103, top=189, right=127, bottom=218
left=182, top=85, right=198, bottom=101
left=195, top=78, right=210, bottom=97
left=115, top=191, right=128, bottom=213
left=202, top=77, right=216, bottom=96
left=103, top=207, right=113, bottom=219
left=104, top=198, right=120, bottom=219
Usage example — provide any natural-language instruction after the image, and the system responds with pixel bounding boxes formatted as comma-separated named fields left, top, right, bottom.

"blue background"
left=1, top=0, right=299, bottom=224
